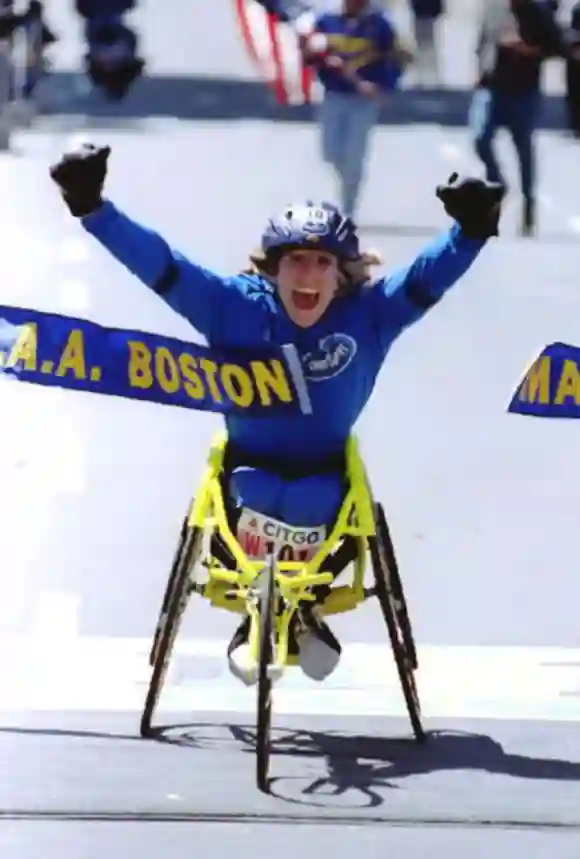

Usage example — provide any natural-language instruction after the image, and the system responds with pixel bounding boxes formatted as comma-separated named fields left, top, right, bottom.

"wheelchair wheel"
left=149, top=513, right=191, bottom=667
left=256, top=555, right=276, bottom=793
left=374, top=503, right=418, bottom=671
left=140, top=525, right=202, bottom=737
left=369, top=519, right=425, bottom=743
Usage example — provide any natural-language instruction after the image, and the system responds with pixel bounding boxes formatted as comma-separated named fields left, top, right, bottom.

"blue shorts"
left=228, top=466, right=344, bottom=528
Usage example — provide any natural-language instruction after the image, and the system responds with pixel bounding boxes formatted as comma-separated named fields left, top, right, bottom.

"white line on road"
left=2, top=635, right=580, bottom=722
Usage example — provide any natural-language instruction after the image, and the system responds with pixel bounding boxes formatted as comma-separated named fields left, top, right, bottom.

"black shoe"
left=521, top=197, right=536, bottom=237
left=227, top=615, right=250, bottom=656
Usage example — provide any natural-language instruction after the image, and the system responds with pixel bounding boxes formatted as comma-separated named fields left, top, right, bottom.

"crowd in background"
left=287, top=0, right=580, bottom=235
left=409, top=0, right=580, bottom=236
left=0, top=0, right=578, bottom=236
left=0, top=0, right=143, bottom=100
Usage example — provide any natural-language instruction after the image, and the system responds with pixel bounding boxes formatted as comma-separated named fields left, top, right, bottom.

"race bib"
left=236, top=508, right=327, bottom=567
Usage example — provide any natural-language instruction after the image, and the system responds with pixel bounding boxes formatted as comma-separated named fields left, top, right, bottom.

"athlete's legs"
left=225, top=466, right=344, bottom=685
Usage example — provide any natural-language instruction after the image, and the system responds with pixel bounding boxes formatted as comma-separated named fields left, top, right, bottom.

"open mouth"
left=291, top=290, right=320, bottom=311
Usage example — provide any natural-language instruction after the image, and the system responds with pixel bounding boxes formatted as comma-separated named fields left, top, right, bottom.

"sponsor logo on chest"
left=302, top=333, right=358, bottom=382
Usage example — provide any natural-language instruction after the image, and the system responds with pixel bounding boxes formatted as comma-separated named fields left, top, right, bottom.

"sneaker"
left=294, top=604, right=342, bottom=681
left=227, top=616, right=256, bottom=686
left=227, top=608, right=342, bottom=685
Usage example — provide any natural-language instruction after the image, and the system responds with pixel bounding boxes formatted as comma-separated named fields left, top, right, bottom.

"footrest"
left=320, top=586, right=363, bottom=616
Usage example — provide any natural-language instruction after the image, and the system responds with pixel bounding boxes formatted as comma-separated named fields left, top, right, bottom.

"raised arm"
left=370, top=222, right=486, bottom=347
left=368, top=173, right=506, bottom=348
left=80, top=199, right=247, bottom=339
left=49, top=142, right=248, bottom=340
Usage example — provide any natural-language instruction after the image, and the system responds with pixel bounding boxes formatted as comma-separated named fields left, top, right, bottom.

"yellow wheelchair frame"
left=140, top=430, right=424, bottom=791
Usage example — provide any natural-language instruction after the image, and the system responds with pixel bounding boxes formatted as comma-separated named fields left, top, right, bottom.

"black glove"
left=49, top=143, right=110, bottom=217
left=436, top=172, right=506, bottom=239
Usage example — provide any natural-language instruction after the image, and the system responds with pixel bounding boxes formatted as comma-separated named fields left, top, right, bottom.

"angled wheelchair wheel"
left=140, top=525, right=202, bottom=738
left=369, top=511, right=425, bottom=743
left=374, top=503, right=418, bottom=671
left=256, top=555, right=276, bottom=793
left=149, top=513, right=191, bottom=667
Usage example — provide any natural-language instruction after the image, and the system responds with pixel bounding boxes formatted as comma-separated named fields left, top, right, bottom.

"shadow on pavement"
left=3, top=721, right=580, bottom=810
left=154, top=722, right=580, bottom=808
left=43, top=70, right=569, bottom=131
left=254, top=726, right=580, bottom=809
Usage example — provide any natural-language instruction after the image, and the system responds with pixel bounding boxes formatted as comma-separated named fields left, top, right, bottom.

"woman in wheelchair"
left=49, top=145, right=506, bottom=685
left=219, top=440, right=354, bottom=683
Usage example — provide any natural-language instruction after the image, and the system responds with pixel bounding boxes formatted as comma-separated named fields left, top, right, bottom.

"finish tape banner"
left=0, top=305, right=313, bottom=417
left=508, top=342, right=580, bottom=418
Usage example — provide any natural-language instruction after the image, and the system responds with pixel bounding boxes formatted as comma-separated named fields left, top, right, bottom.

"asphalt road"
left=1, top=2, right=580, bottom=857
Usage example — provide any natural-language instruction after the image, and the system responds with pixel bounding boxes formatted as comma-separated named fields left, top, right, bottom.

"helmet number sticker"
left=294, top=205, right=331, bottom=235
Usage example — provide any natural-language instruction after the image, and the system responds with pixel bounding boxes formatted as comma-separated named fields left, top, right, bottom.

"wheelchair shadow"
left=0, top=725, right=160, bottom=744
left=261, top=727, right=580, bottom=808
left=4, top=721, right=580, bottom=810
left=143, top=722, right=580, bottom=808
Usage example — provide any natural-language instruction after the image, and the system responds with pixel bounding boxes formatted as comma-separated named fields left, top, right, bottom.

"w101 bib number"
left=236, top=507, right=326, bottom=565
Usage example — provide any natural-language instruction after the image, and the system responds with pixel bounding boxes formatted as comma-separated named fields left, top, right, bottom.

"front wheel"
left=256, top=555, right=276, bottom=793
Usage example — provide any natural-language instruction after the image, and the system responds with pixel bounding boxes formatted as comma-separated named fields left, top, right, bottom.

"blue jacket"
left=81, top=200, right=486, bottom=464
left=312, top=10, right=403, bottom=94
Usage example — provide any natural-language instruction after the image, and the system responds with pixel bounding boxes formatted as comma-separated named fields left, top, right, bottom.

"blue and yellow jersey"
left=313, top=10, right=403, bottom=94
left=80, top=200, right=486, bottom=460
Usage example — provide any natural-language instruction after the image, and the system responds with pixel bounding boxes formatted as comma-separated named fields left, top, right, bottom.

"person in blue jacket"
left=300, top=0, right=412, bottom=219
left=49, top=144, right=505, bottom=686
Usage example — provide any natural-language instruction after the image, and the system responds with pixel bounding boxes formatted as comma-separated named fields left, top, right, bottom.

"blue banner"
left=0, top=305, right=312, bottom=417
left=507, top=342, right=580, bottom=418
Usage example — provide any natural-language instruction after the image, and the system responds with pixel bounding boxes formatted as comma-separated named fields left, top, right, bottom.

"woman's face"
left=276, top=248, right=341, bottom=327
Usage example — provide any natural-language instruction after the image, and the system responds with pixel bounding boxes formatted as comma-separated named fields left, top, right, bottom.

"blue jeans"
left=319, top=90, right=380, bottom=218
left=468, top=86, right=540, bottom=203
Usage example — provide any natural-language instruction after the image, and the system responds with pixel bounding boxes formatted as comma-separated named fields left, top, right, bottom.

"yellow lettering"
left=178, top=354, right=205, bottom=400
left=199, top=358, right=222, bottom=402
left=55, top=329, right=86, bottom=379
left=155, top=347, right=180, bottom=394
left=127, top=341, right=153, bottom=389
left=5, top=323, right=38, bottom=371
left=554, top=359, right=580, bottom=405
left=251, top=359, right=292, bottom=406
left=220, top=364, right=255, bottom=408
left=520, top=356, right=550, bottom=404
left=327, top=35, right=370, bottom=53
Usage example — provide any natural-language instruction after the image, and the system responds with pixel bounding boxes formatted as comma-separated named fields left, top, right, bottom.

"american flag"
left=232, top=0, right=320, bottom=105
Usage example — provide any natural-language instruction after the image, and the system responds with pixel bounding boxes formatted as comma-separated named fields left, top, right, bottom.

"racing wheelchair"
left=140, top=430, right=425, bottom=792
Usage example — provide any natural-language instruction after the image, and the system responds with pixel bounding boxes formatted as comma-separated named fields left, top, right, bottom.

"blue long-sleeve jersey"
left=81, top=200, right=486, bottom=462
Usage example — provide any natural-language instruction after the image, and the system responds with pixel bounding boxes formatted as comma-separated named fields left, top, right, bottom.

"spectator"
left=564, top=1, right=580, bottom=136
left=75, top=0, right=144, bottom=99
left=469, top=0, right=564, bottom=237
left=409, top=0, right=445, bottom=87
left=300, top=0, right=412, bottom=219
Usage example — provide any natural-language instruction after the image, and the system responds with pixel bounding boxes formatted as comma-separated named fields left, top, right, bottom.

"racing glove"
left=49, top=142, right=110, bottom=217
left=435, top=172, right=506, bottom=239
